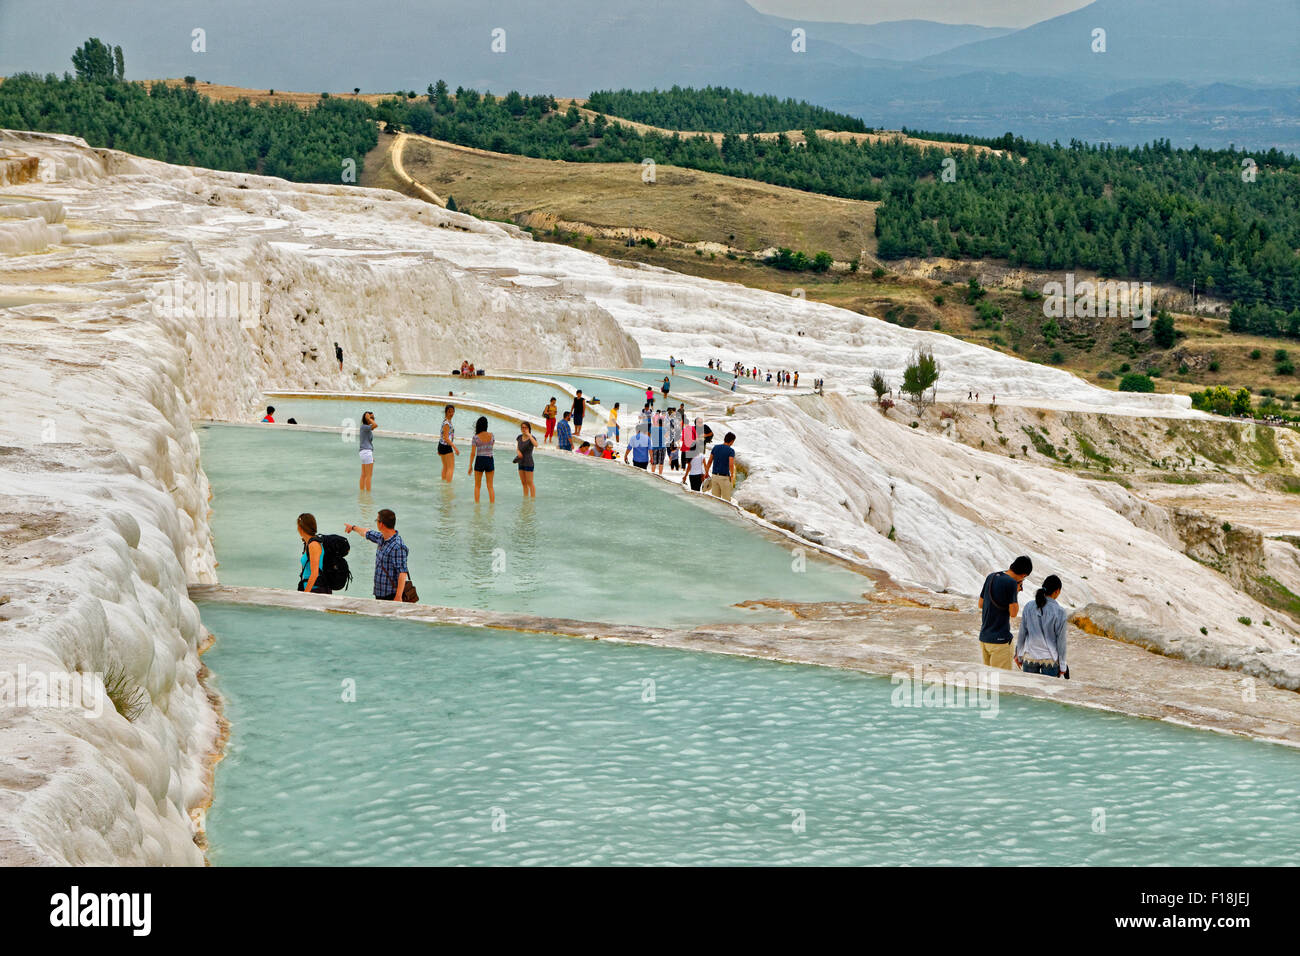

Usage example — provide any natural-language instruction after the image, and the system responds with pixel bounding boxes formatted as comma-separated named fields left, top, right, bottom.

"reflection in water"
left=354, top=489, right=374, bottom=525
left=512, top=498, right=539, bottom=595
left=468, top=501, right=499, bottom=602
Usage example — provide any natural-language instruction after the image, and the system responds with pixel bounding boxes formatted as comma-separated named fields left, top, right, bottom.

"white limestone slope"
left=1, top=128, right=1295, bottom=866
left=0, top=129, right=641, bottom=864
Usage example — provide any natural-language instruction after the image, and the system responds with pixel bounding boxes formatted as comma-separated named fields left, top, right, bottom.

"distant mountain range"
left=2, top=0, right=1297, bottom=152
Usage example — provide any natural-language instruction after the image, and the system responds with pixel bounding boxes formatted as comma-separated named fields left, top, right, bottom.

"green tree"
left=901, top=349, right=940, bottom=413
left=71, top=38, right=115, bottom=82
left=1151, top=311, right=1177, bottom=348
left=113, top=45, right=124, bottom=80
left=1118, top=373, right=1155, bottom=393
left=870, top=370, right=889, bottom=404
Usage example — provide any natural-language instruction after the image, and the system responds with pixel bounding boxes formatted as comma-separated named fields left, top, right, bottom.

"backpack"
left=315, top=534, right=352, bottom=591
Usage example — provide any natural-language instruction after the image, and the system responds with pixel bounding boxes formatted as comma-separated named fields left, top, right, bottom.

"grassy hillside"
left=367, top=133, right=875, bottom=262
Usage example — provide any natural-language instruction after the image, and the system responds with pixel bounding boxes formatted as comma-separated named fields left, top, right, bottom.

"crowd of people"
left=281, top=369, right=1074, bottom=682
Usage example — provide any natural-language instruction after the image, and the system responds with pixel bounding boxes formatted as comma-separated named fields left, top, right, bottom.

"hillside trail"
left=389, top=132, right=446, bottom=207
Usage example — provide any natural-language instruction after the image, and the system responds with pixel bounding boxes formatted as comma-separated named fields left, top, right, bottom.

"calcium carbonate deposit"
left=2, top=129, right=1298, bottom=864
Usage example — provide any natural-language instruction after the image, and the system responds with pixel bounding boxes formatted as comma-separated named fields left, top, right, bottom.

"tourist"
left=608, top=402, right=620, bottom=442
left=334, top=341, right=343, bottom=372
left=1014, top=574, right=1069, bottom=678
left=358, top=411, right=376, bottom=492
left=977, top=555, right=1033, bottom=669
left=516, top=421, right=538, bottom=497
left=344, top=509, right=409, bottom=602
left=794, top=371, right=799, bottom=388
left=683, top=444, right=706, bottom=491
left=577, top=441, right=592, bottom=456
left=572, top=389, right=586, bottom=436
left=704, top=431, right=737, bottom=501
left=437, top=405, right=458, bottom=482
left=681, top=416, right=698, bottom=471
left=460, top=360, right=469, bottom=376
left=557, top=410, right=574, bottom=451
left=468, top=415, right=496, bottom=504
left=261, top=405, right=275, bottom=423
left=625, top=423, right=651, bottom=470
left=650, top=409, right=667, bottom=475
left=667, top=413, right=682, bottom=470
left=543, top=397, right=558, bottom=443
left=669, top=356, right=676, bottom=375
left=661, top=375, right=671, bottom=400
left=296, top=513, right=330, bottom=594
left=645, top=385, right=655, bottom=407
left=730, top=378, right=737, bottom=391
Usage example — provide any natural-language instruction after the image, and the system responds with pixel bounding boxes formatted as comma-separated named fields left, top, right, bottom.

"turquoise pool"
left=540, top=374, right=678, bottom=415
left=378, top=374, right=573, bottom=421
left=199, top=424, right=868, bottom=624
left=257, top=397, right=515, bottom=437
left=201, top=603, right=1300, bottom=866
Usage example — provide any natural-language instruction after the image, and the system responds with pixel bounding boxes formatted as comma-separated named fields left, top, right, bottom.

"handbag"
left=401, top=578, right=419, bottom=603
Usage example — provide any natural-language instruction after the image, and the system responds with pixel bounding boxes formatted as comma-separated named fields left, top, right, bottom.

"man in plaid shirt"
left=345, top=508, right=409, bottom=601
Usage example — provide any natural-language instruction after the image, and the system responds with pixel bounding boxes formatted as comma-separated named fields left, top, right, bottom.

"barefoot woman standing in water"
left=438, top=404, right=458, bottom=482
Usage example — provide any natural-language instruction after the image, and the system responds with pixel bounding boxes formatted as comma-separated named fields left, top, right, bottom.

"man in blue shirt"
left=704, top=431, right=737, bottom=501
left=977, top=555, right=1033, bottom=669
left=624, top=425, right=651, bottom=469
left=345, top=509, right=410, bottom=601
left=556, top=411, right=573, bottom=451
left=649, top=410, right=667, bottom=475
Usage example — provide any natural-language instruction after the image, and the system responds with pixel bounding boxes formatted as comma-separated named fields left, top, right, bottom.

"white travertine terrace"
left=0, top=130, right=1296, bottom=864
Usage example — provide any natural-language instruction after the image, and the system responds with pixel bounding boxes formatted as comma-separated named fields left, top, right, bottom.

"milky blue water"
left=539, top=374, right=675, bottom=414
left=257, top=396, right=515, bottom=437
left=378, top=374, right=574, bottom=421
left=579, top=367, right=713, bottom=395
left=198, top=424, right=867, bottom=624
left=200, top=602, right=1300, bottom=866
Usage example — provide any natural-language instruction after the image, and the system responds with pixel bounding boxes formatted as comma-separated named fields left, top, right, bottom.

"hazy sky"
left=746, top=0, right=1093, bottom=28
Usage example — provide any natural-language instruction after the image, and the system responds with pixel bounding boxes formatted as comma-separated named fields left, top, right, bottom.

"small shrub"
left=1238, top=616, right=1252, bottom=626
left=1118, top=373, right=1155, bottom=393
left=1250, top=348, right=1262, bottom=360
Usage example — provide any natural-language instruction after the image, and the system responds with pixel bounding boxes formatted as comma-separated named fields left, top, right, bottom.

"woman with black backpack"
left=297, top=513, right=331, bottom=594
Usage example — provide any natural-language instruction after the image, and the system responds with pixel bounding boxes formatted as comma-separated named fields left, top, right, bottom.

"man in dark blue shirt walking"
left=977, top=555, right=1033, bottom=669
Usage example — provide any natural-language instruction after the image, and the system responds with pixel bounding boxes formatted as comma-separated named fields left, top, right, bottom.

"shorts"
left=688, top=473, right=704, bottom=491
left=651, top=447, right=665, bottom=465
left=980, top=641, right=1013, bottom=670
left=474, top=457, right=495, bottom=473
left=633, top=460, right=648, bottom=470
left=437, top=442, right=454, bottom=455
left=518, top=464, right=534, bottom=472
left=573, top=415, right=584, bottom=428
left=359, top=448, right=374, bottom=465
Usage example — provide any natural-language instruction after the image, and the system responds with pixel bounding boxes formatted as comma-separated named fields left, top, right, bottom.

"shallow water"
left=198, top=424, right=868, bottom=624
left=201, top=602, right=1300, bottom=866
left=538, top=373, right=676, bottom=415
left=256, top=396, right=515, bottom=437
left=377, top=373, right=572, bottom=421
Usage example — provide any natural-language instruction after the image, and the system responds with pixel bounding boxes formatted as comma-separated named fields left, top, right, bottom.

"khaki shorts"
left=980, top=641, right=1013, bottom=670
left=706, top=475, right=735, bottom=501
